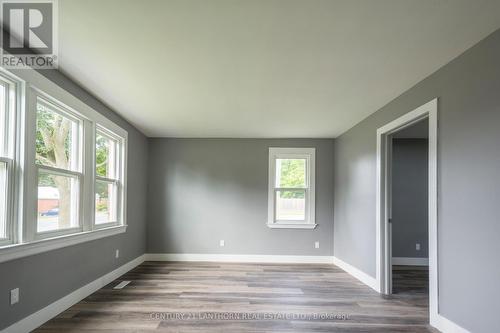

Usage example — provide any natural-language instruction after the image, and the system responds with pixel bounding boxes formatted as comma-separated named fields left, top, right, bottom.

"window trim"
left=267, top=147, right=317, bottom=229
left=0, top=157, right=14, bottom=245
left=94, top=125, right=124, bottom=228
left=0, top=65, right=128, bottom=264
left=32, top=93, right=85, bottom=240
left=0, top=70, right=23, bottom=246
left=0, top=224, right=127, bottom=264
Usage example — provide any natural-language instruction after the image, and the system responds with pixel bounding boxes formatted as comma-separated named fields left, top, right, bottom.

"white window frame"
left=29, top=93, right=85, bottom=240
left=267, top=147, right=316, bottom=229
left=93, top=125, right=125, bottom=229
left=0, top=71, right=22, bottom=246
left=0, top=66, right=128, bottom=264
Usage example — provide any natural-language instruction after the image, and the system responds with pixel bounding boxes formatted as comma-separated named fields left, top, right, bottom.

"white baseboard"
left=392, top=257, right=429, bottom=266
left=332, top=256, right=378, bottom=291
left=330, top=257, right=469, bottom=333
left=1, top=254, right=146, bottom=333
left=431, top=313, right=471, bottom=333
left=145, top=253, right=334, bottom=264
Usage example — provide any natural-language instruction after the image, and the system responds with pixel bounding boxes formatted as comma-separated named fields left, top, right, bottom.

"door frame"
left=375, top=98, right=438, bottom=324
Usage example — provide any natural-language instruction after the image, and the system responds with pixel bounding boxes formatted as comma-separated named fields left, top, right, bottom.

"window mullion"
left=24, top=86, right=38, bottom=242
left=82, top=120, right=94, bottom=232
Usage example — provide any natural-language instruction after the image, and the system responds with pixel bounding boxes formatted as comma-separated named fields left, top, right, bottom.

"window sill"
left=0, top=225, right=127, bottom=264
left=267, top=223, right=317, bottom=229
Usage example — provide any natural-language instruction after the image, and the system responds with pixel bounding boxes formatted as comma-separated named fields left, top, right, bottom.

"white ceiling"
left=57, top=0, right=500, bottom=138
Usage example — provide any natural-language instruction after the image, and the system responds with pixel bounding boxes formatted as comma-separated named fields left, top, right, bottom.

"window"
left=0, top=163, right=7, bottom=239
left=0, top=67, right=128, bottom=263
left=268, top=148, right=316, bottom=229
left=0, top=72, right=19, bottom=245
left=35, top=97, right=82, bottom=236
left=95, top=128, right=123, bottom=226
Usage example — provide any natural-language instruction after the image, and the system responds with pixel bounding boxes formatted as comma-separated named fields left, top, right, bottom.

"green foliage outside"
left=278, top=159, right=306, bottom=199
left=36, top=102, right=111, bottom=226
left=36, top=102, right=73, bottom=227
left=95, top=201, right=108, bottom=212
left=95, top=135, right=110, bottom=198
left=95, top=134, right=109, bottom=177
left=36, top=104, right=72, bottom=186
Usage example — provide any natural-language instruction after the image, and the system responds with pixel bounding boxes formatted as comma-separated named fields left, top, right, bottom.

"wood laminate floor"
left=35, top=262, right=437, bottom=333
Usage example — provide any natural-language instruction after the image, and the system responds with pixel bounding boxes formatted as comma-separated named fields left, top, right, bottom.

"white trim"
left=0, top=254, right=145, bottom=333
left=332, top=256, right=378, bottom=291
left=375, top=99, right=438, bottom=323
left=94, top=123, right=128, bottom=229
left=333, top=255, right=469, bottom=333
left=266, top=223, right=317, bottom=229
left=0, top=69, right=24, bottom=247
left=26, top=86, right=128, bottom=240
left=431, top=314, right=471, bottom=333
left=267, top=147, right=316, bottom=228
left=145, top=253, right=333, bottom=264
left=0, top=225, right=126, bottom=264
left=392, top=257, right=429, bottom=266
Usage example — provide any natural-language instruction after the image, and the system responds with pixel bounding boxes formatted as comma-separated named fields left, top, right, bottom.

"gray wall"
left=391, top=138, right=428, bottom=259
left=147, top=139, right=334, bottom=256
left=334, top=29, right=500, bottom=332
left=0, top=70, right=149, bottom=330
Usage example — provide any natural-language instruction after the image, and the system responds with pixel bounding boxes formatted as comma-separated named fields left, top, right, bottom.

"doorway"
left=390, top=119, right=429, bottom=299
left=375, top=99, right=438, bottom=325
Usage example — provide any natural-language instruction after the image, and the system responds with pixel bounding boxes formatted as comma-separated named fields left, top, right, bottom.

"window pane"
left=95, top=180, right=117, bottom=224
left=276, top=159, right=306, bottom=188
left=96, top=133, right=117, bottom=178
left=37, top=172, right=79, bottom=232
left=0, top=84, right=6, bottom=157
left=0, top=162, right=7, bottom=238
left=275, top=190, right=305, bottom=221
left=36, top=98, right=79, bottom=171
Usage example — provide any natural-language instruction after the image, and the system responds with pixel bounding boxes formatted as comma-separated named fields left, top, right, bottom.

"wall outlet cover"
left=10, top=288, right=19, bottom=305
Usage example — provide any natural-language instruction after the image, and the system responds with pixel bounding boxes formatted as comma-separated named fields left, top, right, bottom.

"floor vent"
left=113, top=281, right=131, bottom=290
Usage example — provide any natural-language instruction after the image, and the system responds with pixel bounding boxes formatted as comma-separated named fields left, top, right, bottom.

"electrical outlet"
left=219, top=240, right=225, bottom=247
left=10, top=288, right=19, bottom=305
left=416, top=243, right=421, bottom=251
left=315, top=241, right=320, bottom=249
left=115, top=249, right=120, bottom=258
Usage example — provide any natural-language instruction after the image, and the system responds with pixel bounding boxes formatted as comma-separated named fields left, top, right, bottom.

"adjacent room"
left=1, top=1, right=500, bottom=332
